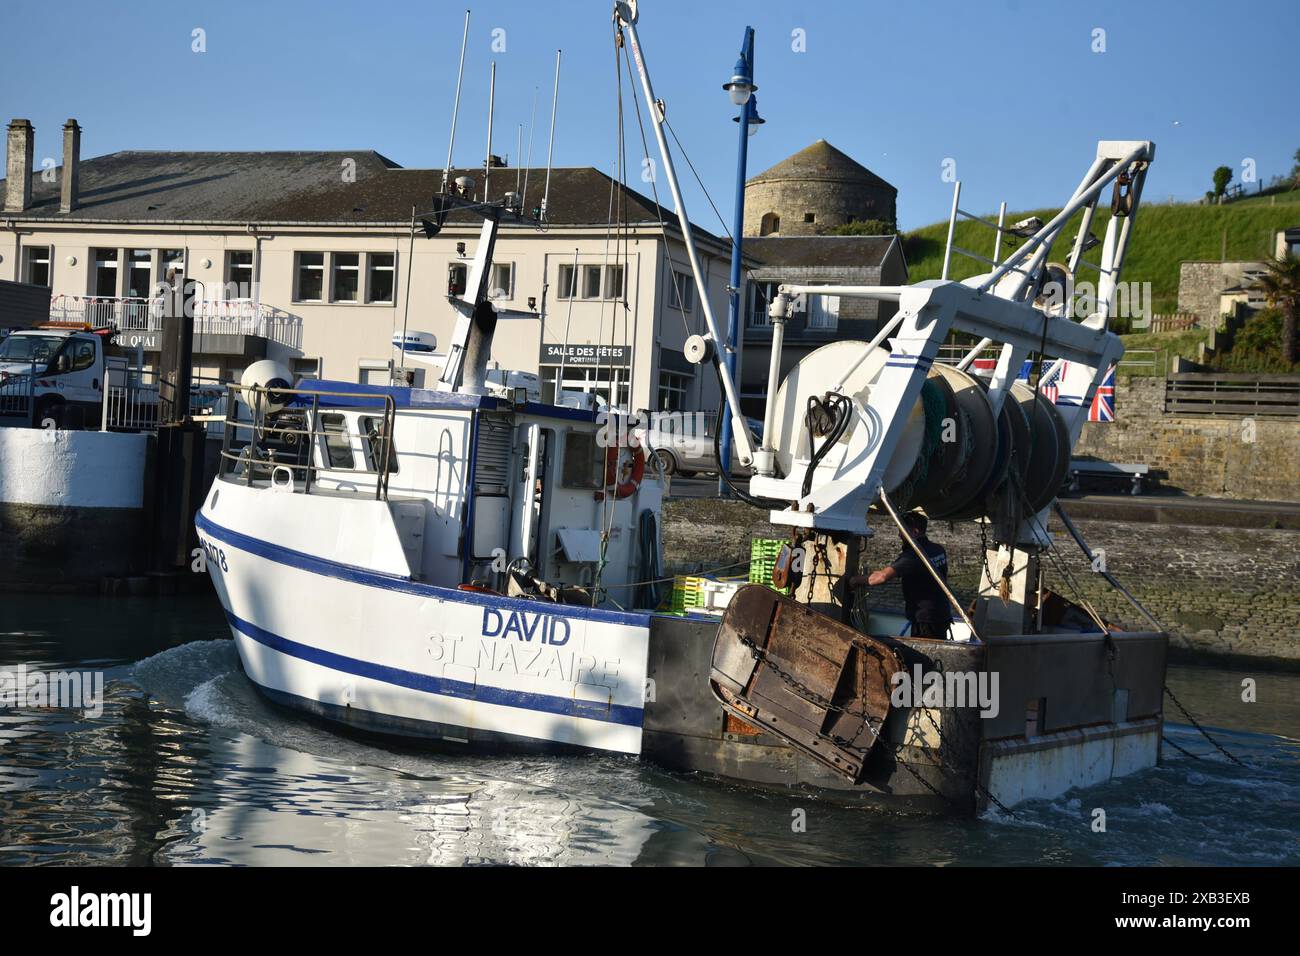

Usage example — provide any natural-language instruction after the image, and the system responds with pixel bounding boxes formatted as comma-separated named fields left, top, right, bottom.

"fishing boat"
left=196, top=1, right=1167, bottom=814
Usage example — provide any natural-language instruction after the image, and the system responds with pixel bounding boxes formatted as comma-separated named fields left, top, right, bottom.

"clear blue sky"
left=1, top=0, right=1295, bottom=230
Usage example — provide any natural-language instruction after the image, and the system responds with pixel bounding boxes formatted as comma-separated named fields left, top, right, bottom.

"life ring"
left=604, top=444, right=646, bottom=499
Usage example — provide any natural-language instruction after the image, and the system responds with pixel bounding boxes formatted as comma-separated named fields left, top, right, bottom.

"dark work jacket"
left=890, top=538, right=950, bottom=624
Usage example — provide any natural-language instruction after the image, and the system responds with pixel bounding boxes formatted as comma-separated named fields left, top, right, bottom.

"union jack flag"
left=1088, top=366, right=1116, bottom=422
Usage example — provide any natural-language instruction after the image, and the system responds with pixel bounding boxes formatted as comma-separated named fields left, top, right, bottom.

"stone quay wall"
left=1075, top=375, right=1300, bottom=502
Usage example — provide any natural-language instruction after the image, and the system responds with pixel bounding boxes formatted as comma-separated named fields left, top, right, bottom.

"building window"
left=807, top=294, right=840, bottom=330
left=582, top=264, right=602, bottom=299
left=93, top=248, right=119, bottom=297
left=367, top=253, right=395, bottom=303
left=748, top=281, right=777, bottom=327
left=658, top=370, right=690, bottom=412
left=489, top=262, right=514, bottom=299
left=447, top=262, right=468, bottom=297
left=605, top=264, right=625, bottom=299
left=332, top=252, right=360, bottom=302
left=227, top=250, right=254, bottom=297
left=296, top=252, right=325, bottom=301
left=668, top=269, right=694, bottom=312
left=557, top=263, right=577, bottom=299
left=542, top=365, right=629, bottom=411
left=804, top=212, right=816, bottom=223
left=161, top=249, right=185, bottom=287
left=23, top=246, right=51, bottom=286
left=760, top=212, right=780, bottom=236
left=126, top=250, right=152, bottom=299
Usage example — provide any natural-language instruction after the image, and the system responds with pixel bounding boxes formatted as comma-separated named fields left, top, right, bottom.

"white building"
left=1, top=118, right=737, bottom=415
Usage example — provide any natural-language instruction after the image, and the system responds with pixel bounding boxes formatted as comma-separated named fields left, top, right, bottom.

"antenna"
left=541, top=49, right=561, bottom=222
left=522, top=86, right=539, bottom=215
left=515, top=124, right=523, bottom=193
left=484, top=60, right=496, bottom=201
left=442, top=9, right=471, bottom=194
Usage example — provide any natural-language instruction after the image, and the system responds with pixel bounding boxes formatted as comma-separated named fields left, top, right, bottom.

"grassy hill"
left=903, top=192, right=1300, bottom=316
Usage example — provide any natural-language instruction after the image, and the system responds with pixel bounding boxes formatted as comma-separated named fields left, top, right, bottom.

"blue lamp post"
left=718, top=27, right=762, bottom=497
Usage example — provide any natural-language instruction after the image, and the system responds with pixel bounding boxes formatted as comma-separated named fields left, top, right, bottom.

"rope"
left=1029, top=494, right=1248, bottom=768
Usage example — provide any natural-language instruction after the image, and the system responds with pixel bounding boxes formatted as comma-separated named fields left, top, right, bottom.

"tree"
left=1212, top=165, right=1233, bottom=200
left=1252, top=252, right=1300, bottom=365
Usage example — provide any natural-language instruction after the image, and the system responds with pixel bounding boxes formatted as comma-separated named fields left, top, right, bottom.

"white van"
left=0, top=327, right=108, bottom=426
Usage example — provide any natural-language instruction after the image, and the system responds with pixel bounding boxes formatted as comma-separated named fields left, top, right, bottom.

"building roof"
left=744, top=235, right=898, bottom=269
left=746, top=140, right=896, bottom=194
left=1, top=149, right=721, bottom=240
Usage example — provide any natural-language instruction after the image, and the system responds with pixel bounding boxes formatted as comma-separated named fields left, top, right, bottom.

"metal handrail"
left=218, top=383, right=398, bottom=501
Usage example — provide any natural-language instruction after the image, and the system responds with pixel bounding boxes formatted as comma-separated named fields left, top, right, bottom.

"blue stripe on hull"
left=196, top=508, right=650, bottom=628
left=226, top=609, right=645, bottom=728
left=253, top=681, right=603, bottom=756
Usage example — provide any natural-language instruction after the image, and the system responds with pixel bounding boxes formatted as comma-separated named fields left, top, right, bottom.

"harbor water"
left=1, top=592, right=1297, bottom=866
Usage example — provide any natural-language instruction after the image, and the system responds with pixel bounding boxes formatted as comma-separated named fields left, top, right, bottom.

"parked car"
left=646, top=414, right=763, bottom=478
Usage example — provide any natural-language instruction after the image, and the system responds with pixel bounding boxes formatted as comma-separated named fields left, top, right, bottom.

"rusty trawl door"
left=710, top=586, right=900, bottom=782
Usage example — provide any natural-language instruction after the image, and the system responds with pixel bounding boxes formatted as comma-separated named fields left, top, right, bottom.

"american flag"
left=1018, top=359, right=1065, bottom=404
left=1088, top=366, right=1116, bottom=422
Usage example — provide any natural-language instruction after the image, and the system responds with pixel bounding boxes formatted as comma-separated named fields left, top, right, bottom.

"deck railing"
left=217, top=383, right=397, bottom=500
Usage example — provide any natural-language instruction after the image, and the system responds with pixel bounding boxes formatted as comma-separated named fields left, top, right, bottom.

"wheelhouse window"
left=360, top=415, right=398, bottom=474
left=318, top=413, right=355, bottom=469
left=295, top=252, right=325, bottom=302
left=227, top=250, right=254, bottom=297
left=331, top=253, right=360, bottom=302
left=668, top=269, right=693, bottom=312
left=93, top=248, right=119, bottom=297
left=23, top=246, right=51, bottom=286
left=367, top=253, right=395, bottom=303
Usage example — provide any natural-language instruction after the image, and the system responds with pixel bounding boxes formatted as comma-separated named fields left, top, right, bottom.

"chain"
left=1163, top=685, right=1247, bottom=768
left=739, top=636, right=978, bottom=814
left=918, top=706, right=1016, bottom=817
left=737, top=636, right=889, bottom=763
left=1161, top=733, right=1203, bottom=761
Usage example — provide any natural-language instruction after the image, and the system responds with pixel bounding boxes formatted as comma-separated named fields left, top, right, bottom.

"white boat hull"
left=196, top=484, right=651, bottom=755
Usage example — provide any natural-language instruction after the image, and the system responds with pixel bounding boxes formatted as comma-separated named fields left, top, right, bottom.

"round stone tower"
left=743, top=140, right=897, bottom=237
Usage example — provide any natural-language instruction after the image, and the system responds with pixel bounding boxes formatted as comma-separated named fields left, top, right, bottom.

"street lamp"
left=718, top=26, right=759, bottom=498
left=733, top=95, right=765, bottom=136
left=722, top=55, right=756, bottom=106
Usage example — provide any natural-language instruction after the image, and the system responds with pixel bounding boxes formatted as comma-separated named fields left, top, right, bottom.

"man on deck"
left=848, top=511, right=952, bottom=639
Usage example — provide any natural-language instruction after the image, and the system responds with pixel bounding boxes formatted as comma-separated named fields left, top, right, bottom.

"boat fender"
left=604, top=445, right=646, bottom=499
